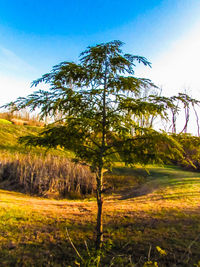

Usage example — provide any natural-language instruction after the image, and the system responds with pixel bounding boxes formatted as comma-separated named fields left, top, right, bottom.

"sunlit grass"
left=1, top=166, right=200, bottom=265
left=0, top=122, right=74, bottom=157
left=0, top=118, right=12, bottom=124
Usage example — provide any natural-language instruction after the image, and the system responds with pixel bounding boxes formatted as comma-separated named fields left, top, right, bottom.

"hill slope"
left=0, top=121, right=73, bottom=157
left=0, top=122, right=41, bottom=153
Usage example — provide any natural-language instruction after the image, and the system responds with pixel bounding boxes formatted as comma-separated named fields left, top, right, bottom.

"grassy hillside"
left=0, top=121, right=73, bottom=157
left=0, top=119, right=12, bottom=124
left=0, top=166, right=200, bottom=266
left=0, top=122, right=42, bottom=153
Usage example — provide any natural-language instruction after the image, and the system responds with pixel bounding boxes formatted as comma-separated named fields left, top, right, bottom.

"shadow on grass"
left=0, top=213, right=95, bottom=266
left=103, top=206, right=200, bottom=266
left=1, top=206, right=200, bottom=266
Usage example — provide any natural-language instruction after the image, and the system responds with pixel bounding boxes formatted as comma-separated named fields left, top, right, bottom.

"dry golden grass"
left=0, top=153, right=96, bottom=198
left=1, top=166, right=200, bottom=266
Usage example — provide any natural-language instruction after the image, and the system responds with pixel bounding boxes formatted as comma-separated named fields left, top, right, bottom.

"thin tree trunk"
left=193, top=105, right=200, bottom=136
left=180, top=106, right=189, bottom=134
left=95, top=59, right=107, bottom=251
left=96, top=167, right=103, bottom=250
left=172, top=110, right=176, bottom=133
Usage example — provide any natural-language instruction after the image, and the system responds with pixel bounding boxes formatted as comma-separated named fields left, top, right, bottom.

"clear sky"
left=0, top=0, right=200, bottom=118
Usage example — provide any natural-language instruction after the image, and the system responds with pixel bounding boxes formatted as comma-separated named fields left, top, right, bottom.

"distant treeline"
left=0, top=110, right=44, bottom=126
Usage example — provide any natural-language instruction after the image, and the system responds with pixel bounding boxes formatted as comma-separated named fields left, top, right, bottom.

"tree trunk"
left=96, top=167, right=103, bottom=250
left=95, top=59, right=107, bottom=250
left=193, top=105, right=200, bottom=136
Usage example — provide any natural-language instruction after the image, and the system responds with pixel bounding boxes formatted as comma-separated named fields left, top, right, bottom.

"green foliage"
left=0, top=122, right=73, bottom=157
left=172, top=133, right=200, bottom=169
left=5, top=40, right=184, bottom=171
left=3, top=40, right=190, bottom=255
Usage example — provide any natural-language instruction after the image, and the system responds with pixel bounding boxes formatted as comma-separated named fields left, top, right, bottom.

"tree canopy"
left=7, top=41, right=182, bottom=168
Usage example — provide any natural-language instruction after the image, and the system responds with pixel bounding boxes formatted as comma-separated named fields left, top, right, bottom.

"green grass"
left=0, top=121, right=73, bottom=157
left=0, top=119, right=12, bottom=124
left=0, top=123, right=41, bottom=153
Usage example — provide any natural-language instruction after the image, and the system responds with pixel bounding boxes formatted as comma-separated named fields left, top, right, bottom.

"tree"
left=160, top=93, right=200, bottom=135
left=5, top=40, right=183, bottom=252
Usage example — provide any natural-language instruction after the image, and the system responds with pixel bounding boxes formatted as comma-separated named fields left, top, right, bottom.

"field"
left=1, top=166, right=200, bottom=266
left=0, top=124, right=200, bottom=266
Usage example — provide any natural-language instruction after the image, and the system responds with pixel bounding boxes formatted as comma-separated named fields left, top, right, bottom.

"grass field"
left=1, top=166, right=200, bottom=266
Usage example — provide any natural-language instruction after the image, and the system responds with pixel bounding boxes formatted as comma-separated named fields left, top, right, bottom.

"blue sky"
left=0, top=0, right=200, bottom=109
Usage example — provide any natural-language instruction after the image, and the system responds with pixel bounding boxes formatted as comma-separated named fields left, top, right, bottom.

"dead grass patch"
left=0, top=153, right=96, bottom=198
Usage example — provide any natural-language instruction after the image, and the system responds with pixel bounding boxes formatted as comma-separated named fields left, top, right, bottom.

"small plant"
left=143, top=261, right=158, bottom=267
left=66, top=228, right=105, bottom=267
left=156, top=246, right=167, bottom=256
